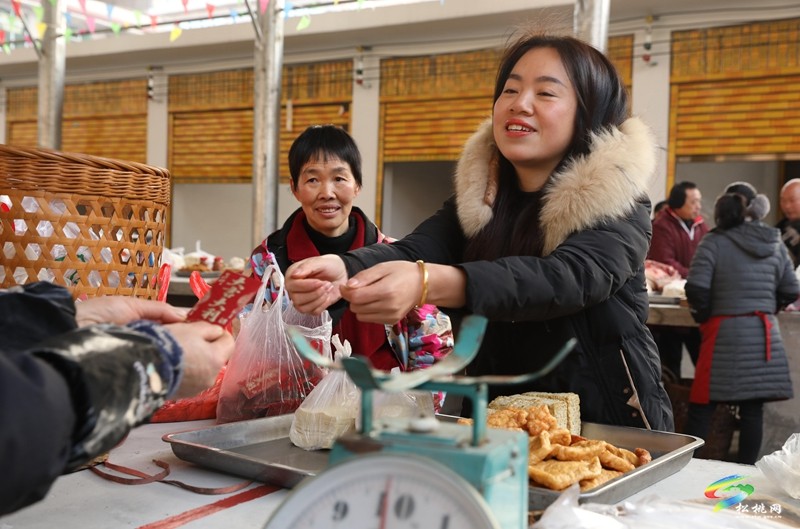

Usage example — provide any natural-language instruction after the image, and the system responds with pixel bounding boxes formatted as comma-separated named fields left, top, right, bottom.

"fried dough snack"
left=579, top=468, right=624, bottom=491
left=471, top=404, right=652, bottom=491
left=528, top=457, right=602, bottom=491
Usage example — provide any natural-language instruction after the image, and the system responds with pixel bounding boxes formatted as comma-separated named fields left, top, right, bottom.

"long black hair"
left=465, top=32, right=629, bottom=260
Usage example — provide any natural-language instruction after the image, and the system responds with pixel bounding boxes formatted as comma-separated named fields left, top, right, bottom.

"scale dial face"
left=264, top=453, right=501, bottom=529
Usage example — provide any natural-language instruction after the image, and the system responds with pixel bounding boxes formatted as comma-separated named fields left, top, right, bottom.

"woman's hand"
left=285, top=255, right=349, bottom=314
left=340, top=261, right=420, bottom=324
left=343, top=261, right=468, bottom=324
left=165, top=321, right=234, bottom=399
left=76, top=296, right=188, bottom=327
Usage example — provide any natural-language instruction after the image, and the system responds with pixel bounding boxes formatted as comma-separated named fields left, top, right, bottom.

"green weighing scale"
left=264, top=315, right=575, bottom=529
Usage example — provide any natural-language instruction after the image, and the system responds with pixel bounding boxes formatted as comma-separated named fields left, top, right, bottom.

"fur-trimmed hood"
left=454, top=117, right=657, bottom=255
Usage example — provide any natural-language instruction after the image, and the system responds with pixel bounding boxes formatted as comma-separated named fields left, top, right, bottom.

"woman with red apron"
left=685, top=182, right=798, bottom=464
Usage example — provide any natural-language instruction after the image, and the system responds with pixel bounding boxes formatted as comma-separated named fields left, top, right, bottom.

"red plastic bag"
left=149, top=365, right=227, bottom=422
left=216, top=265, right=332, bottom=423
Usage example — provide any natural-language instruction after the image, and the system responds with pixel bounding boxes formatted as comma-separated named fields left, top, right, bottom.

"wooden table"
left=647, top=302, right=697, bottom=327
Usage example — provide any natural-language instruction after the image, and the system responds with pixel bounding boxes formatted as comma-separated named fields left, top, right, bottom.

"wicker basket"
left=0, top=144, right=170, bottom=300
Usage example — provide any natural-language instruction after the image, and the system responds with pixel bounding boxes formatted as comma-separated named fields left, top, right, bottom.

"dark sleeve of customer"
left=0, top=283, right=179, bottom=515
left=685, top=239, right=715, bottom=323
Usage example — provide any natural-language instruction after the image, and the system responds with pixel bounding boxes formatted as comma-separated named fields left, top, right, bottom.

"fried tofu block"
left=528, top=456, right=602, bottom=490
left=551, top=439, right=607, bottom=461
left=529, top=430, right=554, bottom=464
left=580, top=468, right=624, bottom=491
left=548, top=428, right=572, bottom=447
left=599, top=449, right=636, bottom=472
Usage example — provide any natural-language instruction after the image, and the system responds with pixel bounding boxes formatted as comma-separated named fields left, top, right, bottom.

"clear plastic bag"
left=216, top=265, right=332, bottom=423
left=355, top=370, right=436, bottom=430
left=756, top=433, right=800, bottom=499
left=536, top=484, right=788, bottom=529
left=289, top=335, right=360, bottom=450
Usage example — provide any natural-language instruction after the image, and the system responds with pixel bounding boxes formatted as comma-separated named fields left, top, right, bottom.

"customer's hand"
left=165, top=321, right=234, bottom=399
left=285, top=255, right=348, bottom=314
left=76, top=296, right=188, bottom=327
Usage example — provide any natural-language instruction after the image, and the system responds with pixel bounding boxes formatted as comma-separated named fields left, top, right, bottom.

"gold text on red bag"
left=186, top=271, right=261, bottom=327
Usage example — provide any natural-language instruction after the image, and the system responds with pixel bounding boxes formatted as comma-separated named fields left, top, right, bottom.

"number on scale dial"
left=264, top=453, right=501, bottom=529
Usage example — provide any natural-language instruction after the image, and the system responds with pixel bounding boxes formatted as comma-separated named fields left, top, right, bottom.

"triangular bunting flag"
left=36, top=21, right=46, bottom=37
left=296, top=15, right=310, bottom=31
left=259, top=0, right=268, bottom=14
left=106, top=4, right=114, bottom=19
left=86, top=15, right=95, bottom=33
left=170, top=25, right=182, bottom=42
left=11, top=0, right=21, bottom=18
left=78, top=0, right=86, bottom=13
left=206, top=3, right=215, bottom=18
left=150, top=15, right=158, bottom=29
left=33, top=6, right=43, bottom=21
left=182, top=0, right=189, bottom=13
left=111, top=22, right=121, bottom=35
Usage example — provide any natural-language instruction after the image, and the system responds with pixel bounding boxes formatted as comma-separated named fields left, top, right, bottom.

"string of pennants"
left=0, top=0, right=395, bottom=53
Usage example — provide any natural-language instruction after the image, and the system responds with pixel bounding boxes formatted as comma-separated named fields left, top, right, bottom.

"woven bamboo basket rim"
left=0, top=144, right=171, bottom=206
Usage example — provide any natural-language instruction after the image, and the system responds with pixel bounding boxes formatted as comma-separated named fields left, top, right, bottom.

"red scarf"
left=285, top=212, right=401, bottom=371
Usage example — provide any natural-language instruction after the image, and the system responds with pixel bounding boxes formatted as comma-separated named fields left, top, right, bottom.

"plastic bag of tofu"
left=290, top=335, right=360, bottom=450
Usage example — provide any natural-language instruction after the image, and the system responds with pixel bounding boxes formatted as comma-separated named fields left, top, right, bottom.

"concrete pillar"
left=38, top=0, right=65, bottom=149
left=252, top=0, right=285, bottom=247
left=574, top=0, right=610, bottom=52
left=350, top=53, right=381, bottom=223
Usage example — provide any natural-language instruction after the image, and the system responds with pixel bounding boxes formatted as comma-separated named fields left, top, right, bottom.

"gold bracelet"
left=416, top=260, right=429, bottom=307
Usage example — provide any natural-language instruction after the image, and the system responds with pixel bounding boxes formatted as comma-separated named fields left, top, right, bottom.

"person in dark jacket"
left=249, top=125, right=452, bottom=373
left=649, top=181, right=708, bottom=278
left=0, top=282, right=233, bottom=515
left=284, top=32, right=674, bottom=431
left=685, top=182, right=798, bottom=464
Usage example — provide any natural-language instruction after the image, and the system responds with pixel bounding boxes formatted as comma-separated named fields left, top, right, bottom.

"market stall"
left=2, top=419, right=798, bottom=528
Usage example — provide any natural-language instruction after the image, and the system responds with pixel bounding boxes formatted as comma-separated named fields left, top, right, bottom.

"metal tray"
left=528, top=422, right=703, bottom=509
left=164, top=415, right=703, bottom=508
left=164, top=415, right=328, bottom=488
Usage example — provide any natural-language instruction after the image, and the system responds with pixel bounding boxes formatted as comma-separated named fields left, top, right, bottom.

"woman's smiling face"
left=291, top=154, right=361, bottom=237
left=492, top=46, right=577, bottom=190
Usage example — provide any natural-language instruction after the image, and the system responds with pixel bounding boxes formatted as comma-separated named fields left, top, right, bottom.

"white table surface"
left=2, top=421, right=798, bottom=529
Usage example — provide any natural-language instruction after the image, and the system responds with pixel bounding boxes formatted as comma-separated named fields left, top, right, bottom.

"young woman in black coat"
left=285, top=31, right=674, bottom=431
